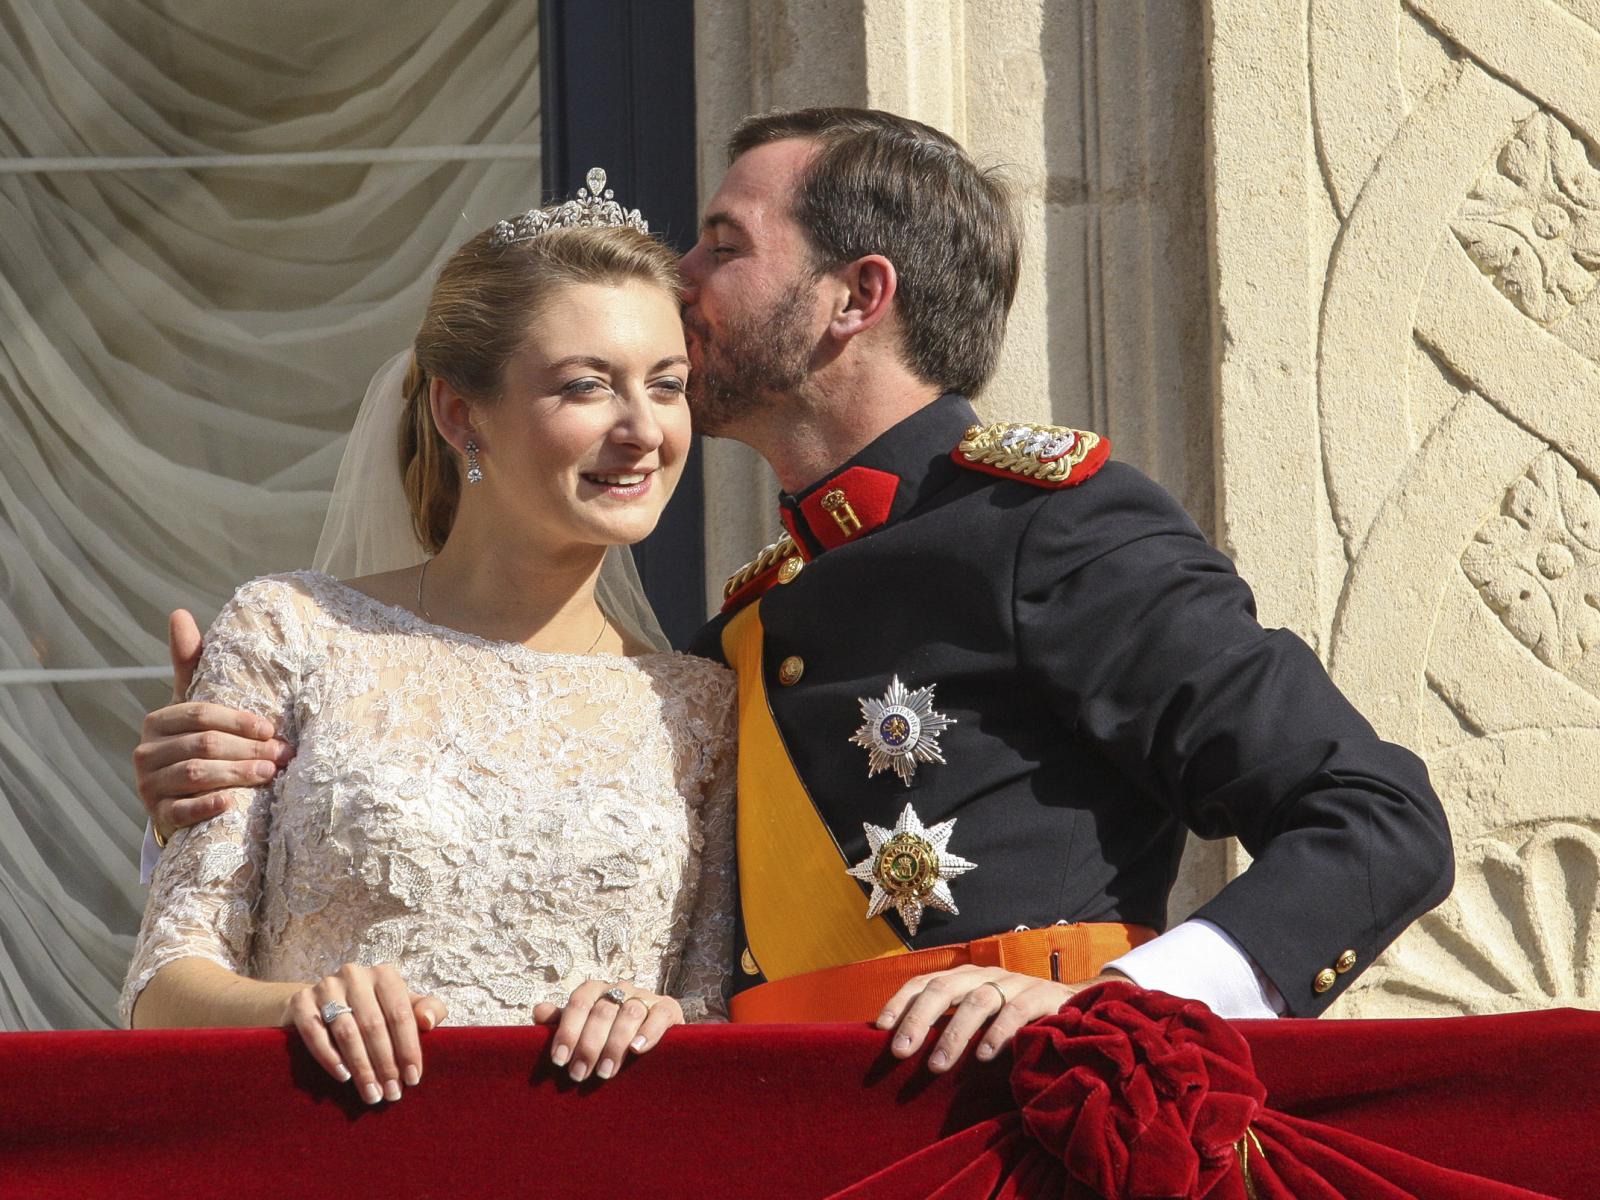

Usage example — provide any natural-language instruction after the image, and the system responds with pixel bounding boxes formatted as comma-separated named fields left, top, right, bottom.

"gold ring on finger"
left=981, top=981, right=1008, bottom=1008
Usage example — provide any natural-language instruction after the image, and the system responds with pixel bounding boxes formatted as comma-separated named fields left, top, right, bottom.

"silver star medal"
left=849, top=676, right=955, bottom=786
left=846, top=803, right=976, bottom=935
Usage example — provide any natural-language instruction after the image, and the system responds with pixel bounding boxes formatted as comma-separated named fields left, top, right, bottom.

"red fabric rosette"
left=1011, top=982, right=1263, bottom=1198
left=832, top=982, right=1560, bottom=1200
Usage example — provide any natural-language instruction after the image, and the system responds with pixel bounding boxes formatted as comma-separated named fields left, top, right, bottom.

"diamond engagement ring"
left=601, top=987, right=628, bottom=1006
left=321, top=1001, right=354, bottom=1025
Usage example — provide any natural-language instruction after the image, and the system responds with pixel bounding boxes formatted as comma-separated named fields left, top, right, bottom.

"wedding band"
left=321, top=1001, right=354, bottom=1025
left=601, top=987, right=628, bottom=1006
left=981, top=981, right=1008, bottom=1008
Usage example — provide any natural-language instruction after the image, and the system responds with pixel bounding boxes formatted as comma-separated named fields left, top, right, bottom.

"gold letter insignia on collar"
left=821, top=488, right=863, bottom=538
left=953, top=421, right=1111, bottom=488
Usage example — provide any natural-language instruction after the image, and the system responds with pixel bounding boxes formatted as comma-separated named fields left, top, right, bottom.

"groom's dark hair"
left=729, top=107, right=1020, bottom=398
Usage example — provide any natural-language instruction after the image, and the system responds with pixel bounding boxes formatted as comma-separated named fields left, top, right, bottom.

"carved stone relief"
left=1213, top=0, right=1600, bottom=1014
left=1461, top=450, right=1600, bottom=695
left=1354, top=819, right=1600, bottom=1015
left=1453, top=112, right=1600, bottom=326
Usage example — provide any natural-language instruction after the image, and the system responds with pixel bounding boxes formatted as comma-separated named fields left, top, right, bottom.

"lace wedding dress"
left=120, top=570, right=736, bottom=1026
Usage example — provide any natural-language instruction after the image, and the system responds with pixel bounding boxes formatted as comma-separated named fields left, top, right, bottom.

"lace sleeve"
left=671, top=678, right=737, bottom=1023
left=117, top=578, right=305, bottom=1027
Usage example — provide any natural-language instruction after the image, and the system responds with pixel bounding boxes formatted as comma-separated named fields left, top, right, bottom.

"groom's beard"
left=686, top=285, right=814, bottom=437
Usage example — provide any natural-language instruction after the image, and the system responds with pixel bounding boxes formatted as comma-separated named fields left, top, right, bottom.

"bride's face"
left=475, top=278, right=690, bottom=552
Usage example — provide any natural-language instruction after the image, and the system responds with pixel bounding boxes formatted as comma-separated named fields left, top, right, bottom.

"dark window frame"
left=541, top=0, right=706, bottom=647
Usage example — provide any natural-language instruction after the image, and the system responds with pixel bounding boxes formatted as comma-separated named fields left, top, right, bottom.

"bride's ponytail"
left=399, top=354, right=457, bottom=555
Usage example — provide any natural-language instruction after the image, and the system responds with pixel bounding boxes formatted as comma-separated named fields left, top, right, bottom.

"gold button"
left=1313, top=968, right=1337, bottom=994
left=777, top=556, right=804, bottom=584
left=778, top=656, right=805, bottom=686
left=740, top=947, right=760, bottom=976
left=1336, top=949, right=1358, bottom=974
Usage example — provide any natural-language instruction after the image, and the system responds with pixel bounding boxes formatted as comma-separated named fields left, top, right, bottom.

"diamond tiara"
left=489, top=168, right=649, bottom=248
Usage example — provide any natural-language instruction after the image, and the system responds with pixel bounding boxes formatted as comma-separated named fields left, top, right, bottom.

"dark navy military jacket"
left=692, top=393, right=1452, bottom=1017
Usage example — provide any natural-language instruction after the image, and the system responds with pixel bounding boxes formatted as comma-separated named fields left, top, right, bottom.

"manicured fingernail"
left=930, top=1050, right=949, bottom=1069
left=334, top=1063, right=352, bottom=1082
left=976, top=1043, right=995, bottom=1061
left=404, top=1065, right=420, bottom=1087
left=875, top=1011, right=895, bottom=1028
left=253, top=762, right=275, bottom=780
left=419, top=1013, right=435, bottom=1031
left=630, top=1036, right=647, bottom=1052
left=597, top=1058, right=615, bottom=1080
left=273, top=740, right=293, bottom=762
left=362, top=1083, right=383, bottom=1105
left=893, top=1034, right=912, bottom=1052
left=569, top=1062, right=589, bottom=1082
left=383, top=1080, right=402, bottom=1102
left=551, top=1044, right=570, bottom=1067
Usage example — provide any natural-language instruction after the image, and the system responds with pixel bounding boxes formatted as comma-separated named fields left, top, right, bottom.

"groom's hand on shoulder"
left=131, top=609, right=293, bottom=838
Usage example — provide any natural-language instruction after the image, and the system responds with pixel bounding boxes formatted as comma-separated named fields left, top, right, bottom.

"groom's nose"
left=676, top=246, right=704, bottom=297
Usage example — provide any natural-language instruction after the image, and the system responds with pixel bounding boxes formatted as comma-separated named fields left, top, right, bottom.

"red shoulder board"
left=951, top=421, right=1110, bottom=488
left=721, top=534, right=801, bottom=614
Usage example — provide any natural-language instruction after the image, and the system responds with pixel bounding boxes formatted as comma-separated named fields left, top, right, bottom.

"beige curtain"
left=0, top=0, right=539, bottom=1028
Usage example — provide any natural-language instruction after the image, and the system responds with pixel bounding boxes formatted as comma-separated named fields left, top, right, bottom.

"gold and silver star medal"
left=849, top=675, right=955, bottom=786
left=846, top=803, right=975, bottom=935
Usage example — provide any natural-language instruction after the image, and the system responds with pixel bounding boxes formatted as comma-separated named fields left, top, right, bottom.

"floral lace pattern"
left=120, top=571, right=736, bottom=1026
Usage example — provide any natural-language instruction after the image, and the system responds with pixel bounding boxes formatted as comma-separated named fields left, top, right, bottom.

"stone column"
left=1209, top=1, right=1600, bottom=1015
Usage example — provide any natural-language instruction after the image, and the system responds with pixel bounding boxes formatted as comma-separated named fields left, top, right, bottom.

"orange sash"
left=720, top=603, right=908, bottom=982
left=730, top=922, right=1156, bottom=1024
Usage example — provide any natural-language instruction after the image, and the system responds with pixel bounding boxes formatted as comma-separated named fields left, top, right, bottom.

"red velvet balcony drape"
left=2, top=994, right=1595, bottom=1199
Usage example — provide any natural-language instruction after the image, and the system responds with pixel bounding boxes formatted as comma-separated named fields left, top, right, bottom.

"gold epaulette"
left=721, top=534, right=799, bottom=612
left=952, top=421, right=1111, bottom=488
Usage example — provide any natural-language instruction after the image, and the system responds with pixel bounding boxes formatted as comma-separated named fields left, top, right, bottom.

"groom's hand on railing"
left=875, top=966, right=1128, bottom=1073
left=534, top=980, right=685, bottom=1084
left=132, top=609, right=294, bottom=842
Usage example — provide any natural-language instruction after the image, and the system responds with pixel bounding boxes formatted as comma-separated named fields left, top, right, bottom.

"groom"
left=134, top=107, right=1452, bottom=1068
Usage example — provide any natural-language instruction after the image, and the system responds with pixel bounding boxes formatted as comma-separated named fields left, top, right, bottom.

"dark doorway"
left=541, top=0, right=705, bottom=648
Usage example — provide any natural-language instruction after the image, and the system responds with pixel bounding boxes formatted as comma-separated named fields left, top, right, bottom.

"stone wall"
left=694, top=1, right=1600, bottom=1016
left=1211, top=1, right=1600, bottom=1016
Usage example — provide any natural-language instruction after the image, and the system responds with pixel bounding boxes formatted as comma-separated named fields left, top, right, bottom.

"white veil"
left=313, top=349, right=670, bottom=651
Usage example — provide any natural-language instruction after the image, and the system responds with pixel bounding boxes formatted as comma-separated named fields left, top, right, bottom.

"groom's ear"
left=428, top=376, right=479, bottom=454
left=827, top=254, right=898, bottom=343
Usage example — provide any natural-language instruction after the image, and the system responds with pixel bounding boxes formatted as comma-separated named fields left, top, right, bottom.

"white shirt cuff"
left=1105, top=918, right=1284, bottom=1019
left=139, top=823, right=162, bottom=886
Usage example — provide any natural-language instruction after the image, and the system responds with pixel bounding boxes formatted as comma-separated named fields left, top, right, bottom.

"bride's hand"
left=533, top=979, right=684, bottom=1083
left=283, top=963, right=448, bottom=1105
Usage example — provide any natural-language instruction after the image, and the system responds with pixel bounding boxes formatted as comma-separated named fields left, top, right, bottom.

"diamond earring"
left=465, top=440, right=483, bottom=484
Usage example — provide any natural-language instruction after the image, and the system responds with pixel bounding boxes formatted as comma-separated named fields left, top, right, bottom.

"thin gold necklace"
left=415, top=558, right=608, bottom=654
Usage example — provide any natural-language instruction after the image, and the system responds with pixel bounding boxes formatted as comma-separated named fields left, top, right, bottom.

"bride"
left=120, top=179, right=735, bottom=1106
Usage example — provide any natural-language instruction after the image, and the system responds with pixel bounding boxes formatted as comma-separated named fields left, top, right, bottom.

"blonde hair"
left=399, top=223, right=682, bottom=553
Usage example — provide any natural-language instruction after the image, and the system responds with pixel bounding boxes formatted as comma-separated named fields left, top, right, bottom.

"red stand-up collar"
left=776, top=393, right=977, bottom=559
left=790, top=465, right=900, bottom=552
